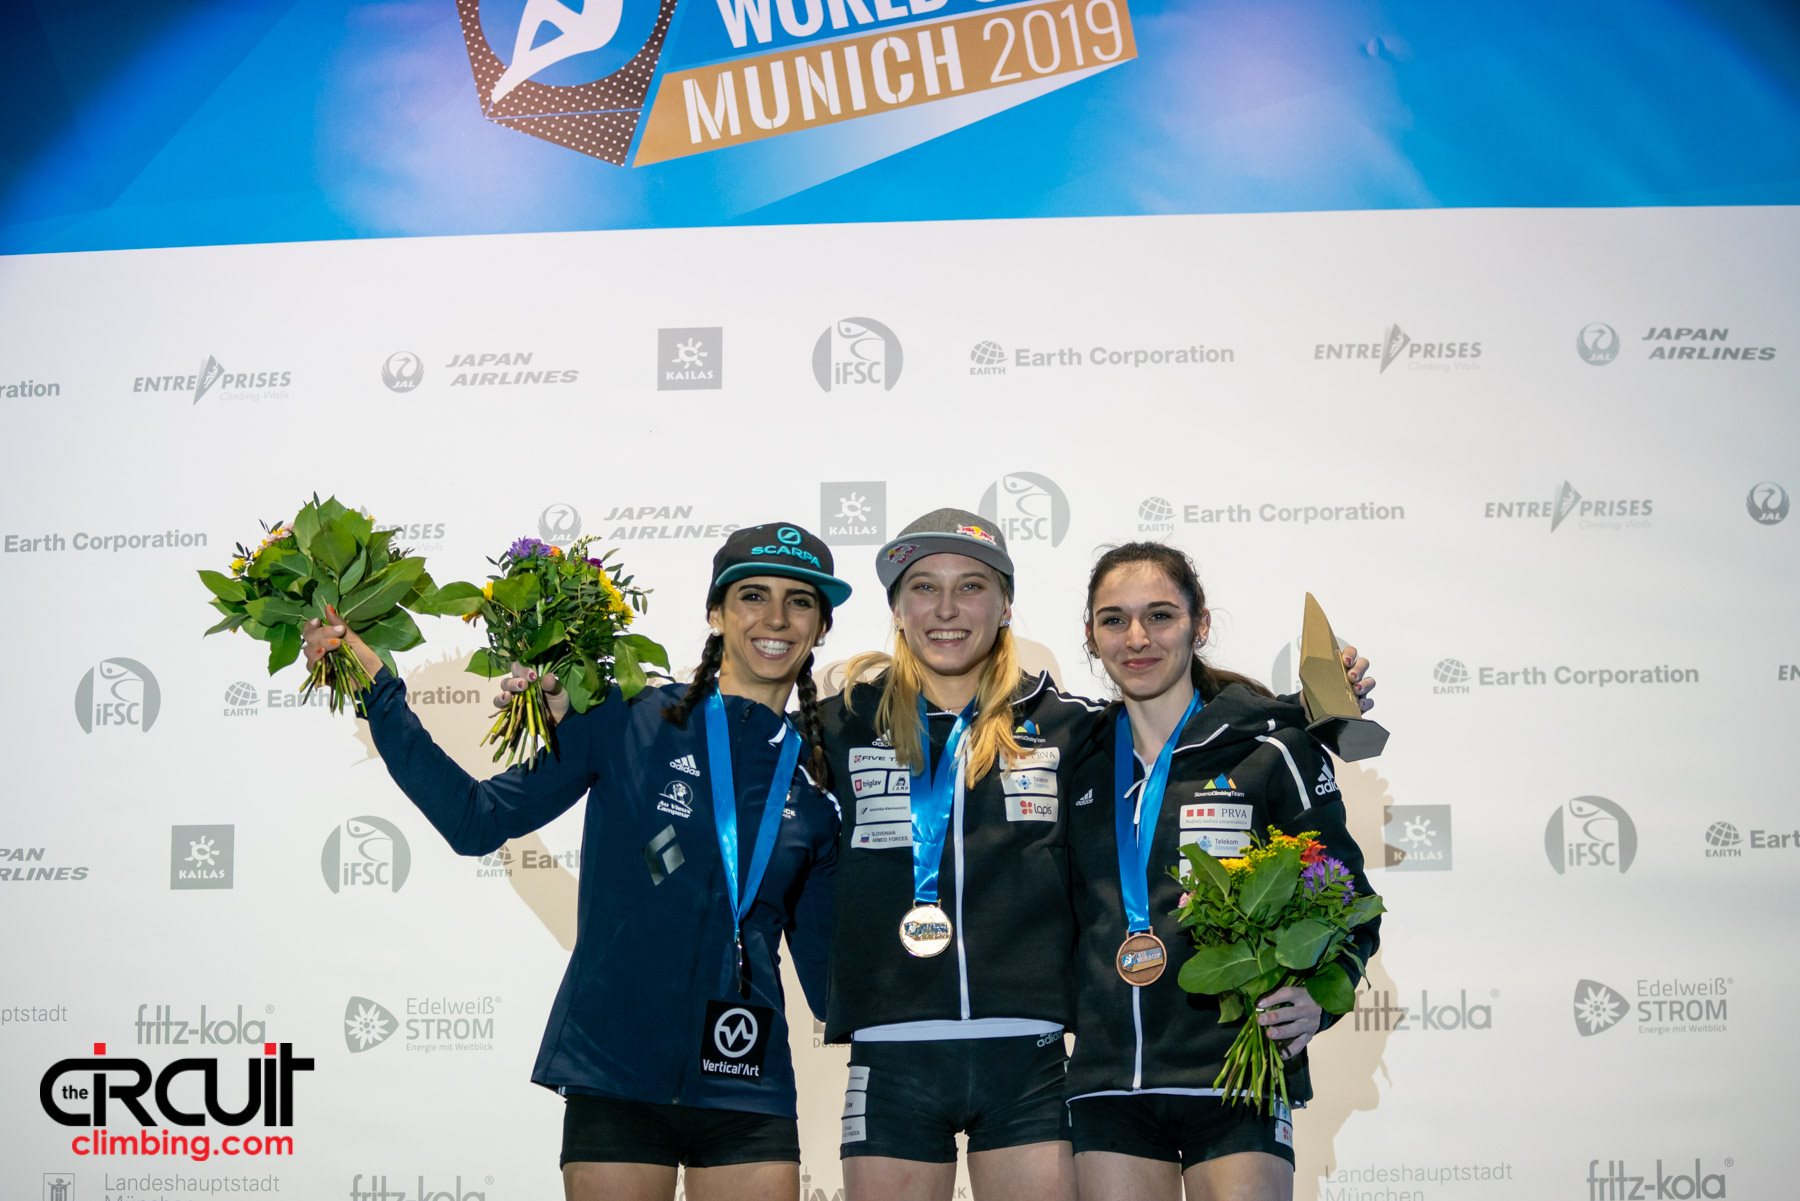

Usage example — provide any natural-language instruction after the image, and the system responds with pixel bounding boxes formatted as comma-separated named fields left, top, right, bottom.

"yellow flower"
left=229, top=556, right=247, bottom=574
left=1219, top=857, right=1248, bottom=873
left=482, top=580, right=495, bottom=599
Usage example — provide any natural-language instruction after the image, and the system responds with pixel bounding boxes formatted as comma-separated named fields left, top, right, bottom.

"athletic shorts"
left=560, top=1094, right=800, bottom=1168
left=1068, top=1093, right=1294, bottom=1169
left=839, top=1033, right=1069, bottom=1162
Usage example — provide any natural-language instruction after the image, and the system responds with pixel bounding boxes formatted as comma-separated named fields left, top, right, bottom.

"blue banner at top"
left=0, top=0, right=1796, bottom=254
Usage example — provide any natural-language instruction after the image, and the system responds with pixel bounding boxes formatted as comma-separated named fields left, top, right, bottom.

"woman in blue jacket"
left=304, top=523, right=850, bottom=1201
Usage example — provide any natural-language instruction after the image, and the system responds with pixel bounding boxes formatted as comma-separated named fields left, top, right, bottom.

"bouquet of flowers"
left=1172, top=831, right=1384, bottom=1114
left=198, top=497, right=443, bottom=713
left=416, top=535, right=667, bottom=765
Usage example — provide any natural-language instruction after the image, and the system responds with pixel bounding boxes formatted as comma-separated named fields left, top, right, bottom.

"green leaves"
left=1274, top=919, right=1335, bottom=971
left=197, top=570, right=245, bottom=604
left=466, top=649, right=509, bottom=678
left=266, top=624, right=302, bottom=673
left=1305, top=962, right=1357, bottom=1014
left=246, top=595, right=308, bottom=626
left=1178, top=943, right=1264, bottom=996
left=611, top=638, right=647, bottom=698
left=1344, top=894, right=1386, bottom=928
left=358, top=609, right=423, bottom=652
left=1238, top=844, right=1302, bottom=922
left=489, top=574, right=539, bottom=612
left=1182, top=844, right=1234, bottom=900
left=412, top=581, right=485, bottom=617
left=615, top=633, right=669, bottom=670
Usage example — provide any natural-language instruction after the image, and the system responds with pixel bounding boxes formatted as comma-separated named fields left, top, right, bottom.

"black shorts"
left=560, top=1094, right=800, bottom=1168
left=839, top=1033, right=1069, bottom=1162
left=1068, top=1093, right=1294, bottom=1169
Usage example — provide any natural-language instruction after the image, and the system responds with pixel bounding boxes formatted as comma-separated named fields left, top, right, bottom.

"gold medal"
left=899, top=903, right=953, bottom=957
left=1116, top=931, right=1167, bottom=986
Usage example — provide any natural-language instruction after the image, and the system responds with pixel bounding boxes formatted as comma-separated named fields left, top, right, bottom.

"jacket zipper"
left=953, top=767, right=971, bottom=1020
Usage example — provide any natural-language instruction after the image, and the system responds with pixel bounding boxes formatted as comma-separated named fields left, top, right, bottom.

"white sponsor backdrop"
left=2, top=206, right=1797, bottom=1201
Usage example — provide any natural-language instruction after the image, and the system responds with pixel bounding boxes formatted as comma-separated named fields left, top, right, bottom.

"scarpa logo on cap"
left=778, top=527, right=802, bottom=545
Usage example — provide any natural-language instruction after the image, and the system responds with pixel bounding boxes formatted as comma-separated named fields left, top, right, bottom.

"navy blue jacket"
left=362, top=670, right=838, bottom=1118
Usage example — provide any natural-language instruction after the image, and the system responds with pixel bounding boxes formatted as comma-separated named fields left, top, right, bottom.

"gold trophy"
left=1298, top=593, right=1389, bottom=761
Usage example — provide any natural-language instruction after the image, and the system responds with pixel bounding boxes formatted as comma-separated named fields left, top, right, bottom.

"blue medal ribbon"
left=1113, top=691, right=1203, bottom=934
left=704, top=689, right=803, bottom=996
left=909, top=697, right=977, bottom=905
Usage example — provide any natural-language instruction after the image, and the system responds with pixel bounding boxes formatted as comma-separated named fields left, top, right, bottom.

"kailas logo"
left=813, top=318, right=902, bottom=392
left=1137, top=496, right=1175, bottom=535
left=670, top=754, right=700, bottom=777
left=381, top=352, right=424, bottom=393
left=657, top=780, right=694, bottom=818
left=658, top=327, right=722, bottom=390
left=970, top=341, right=1006, bottom=375
left=1576, top=322, right=1619, bottom=365
left=170, top=825, right=234, bottom=890
left=1586, top=1157, right=1730, bottom=1200
left=1747, top=482, right=1789, bottom=525
left=978, top=472, right=1070, bottom=546
left=322, top=816, right=411, bottom=894
left=539, top=502, right=582, bottom=546
left=1313, top=761, right=1338, bottom=796
left=1383, top=805, right=1451, bottom=871
left=1545, top=796, right=1637, bottom=875
left=75, top=658, right=159, bottom=733
left=1572, top=979, right=1630, bottom=1036
left=456, top=0, right=672, bottom=166
left=821, top=481, right=886, bottom=546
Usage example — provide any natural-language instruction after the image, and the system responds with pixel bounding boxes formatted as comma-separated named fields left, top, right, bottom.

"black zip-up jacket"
left=1065, top=684, right=1379, bottom=1105
left=818, top=671, right=1101, bottom=1042
left=363, top=670, right=837, bottom=1118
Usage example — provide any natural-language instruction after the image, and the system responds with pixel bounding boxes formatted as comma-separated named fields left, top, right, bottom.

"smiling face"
left=892, top=553, right=1011, bottom=689
left=710, top=576, right=825, bottom=697
left=1086, top=561, right=1211, bottom=704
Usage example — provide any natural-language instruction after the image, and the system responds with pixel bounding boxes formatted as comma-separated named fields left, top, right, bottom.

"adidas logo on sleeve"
left=1315, top=761, right=1340, bottom=797
left=671, top=754, right=700, bottom=777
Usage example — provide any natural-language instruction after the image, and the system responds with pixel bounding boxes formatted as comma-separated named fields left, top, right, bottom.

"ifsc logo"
left=1576, top=322, right=1619, bottom=366
left=455, top=0, right=674, bottom=166
left=381, top=352, right=424, bottom=394
left=813, top=318, right=903, bottom=392
left=322, top=816, right=412, bottom=894
left=978, top=472, right=1070, bottom=547
left=1545, top=796, right=1637, bottom=875
left=75, top=658, right=160, bottom=733
left=1747, top=482, right=1789, bottom=525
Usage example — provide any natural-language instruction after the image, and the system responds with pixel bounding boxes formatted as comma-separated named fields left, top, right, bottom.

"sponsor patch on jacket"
left=1010, top=747, right=1061, bottom=769
left=855, top=795, right=910, bottom=825
left=849, top=746, right=899, bottom=770
left=852, top=822, right=913, bottom=850
left=1006, top=795, right=1058, bottom=822
left=851, top=768, right=910, bottom=797
left=657, top=780, right=694, bottom=819
left=1001, top=768, right=1057, bottom=797
left=1315, top=762, right=1340, bottom=797
left=1181, top=829, right=1252, bottom=858
left=1180, top=802, right=1253, bottom=830
left=1189, top=773, right=1245, bottom=799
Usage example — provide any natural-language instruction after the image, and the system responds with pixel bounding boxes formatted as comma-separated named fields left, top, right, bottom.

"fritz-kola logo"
left=978, top=472, right=1069, bottom=547
left=457, top=0, right=1139, bottom=168
left=75, top=658, right=160, bottom=733
left=814, top=318, right=902, bottom=392
left=322, top=817, right=412, bottom=893
left=1546, top=796, right=1637, bottom=875
left=1586, top=1158, right=1730, bottom=1201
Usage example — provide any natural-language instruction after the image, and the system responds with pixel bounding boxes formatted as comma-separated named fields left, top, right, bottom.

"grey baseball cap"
left=875, top=508, right=1015, bottom=597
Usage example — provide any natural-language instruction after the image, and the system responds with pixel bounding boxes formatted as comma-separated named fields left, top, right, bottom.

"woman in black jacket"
left=1065, top=543, right=1380, bottom=1201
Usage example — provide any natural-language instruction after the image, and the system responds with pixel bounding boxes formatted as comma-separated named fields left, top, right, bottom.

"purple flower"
left=1301, top=856, right=1353, bottom=897
left=587, top=557, right=605, bottom=569
left=508, top=536, right=549, bottom=561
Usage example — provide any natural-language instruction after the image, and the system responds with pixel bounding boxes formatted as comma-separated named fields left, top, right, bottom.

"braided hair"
left=663, top=585, right=836, bottom=792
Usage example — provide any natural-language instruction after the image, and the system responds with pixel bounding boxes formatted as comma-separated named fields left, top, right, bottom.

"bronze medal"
left=899, top=903, right=954, bottom=958
left=1116, top=931, right=1167, bottom=986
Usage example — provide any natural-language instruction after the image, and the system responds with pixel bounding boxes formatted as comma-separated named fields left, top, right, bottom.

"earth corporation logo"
left=75, top=658, right=160, bottom=733
left=1433, top=658, right=1471, bottom=694
left=539, top=503, right=581, bottom=547
left=381, top=352, right=424, bottom=393
left=321, top=816, right=412, bottom=894
left=970, top=341, right=1006, bottom=375
left=344, top=997, right=398, bottom=1053
left=1545, top=796, right=1638, bottom=875
left=978, top=472, right=1070, bottom=547
left=455, top=0, right=675, bottom=166
left=1576, top=322, right=1619, bottom=366
left=658, top=327, right=722, bottom=390
left=1747, top=482, right=1789, bottom=525
left=1573, top=979, right=1630, bottom=1036
left=1138, top=496, right=1175, bottom=535
left=813, top=318, right=903, bottom=393
left=170, top=825, right=234, bottom=890
left=821, top=482, right=885, bottom=546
